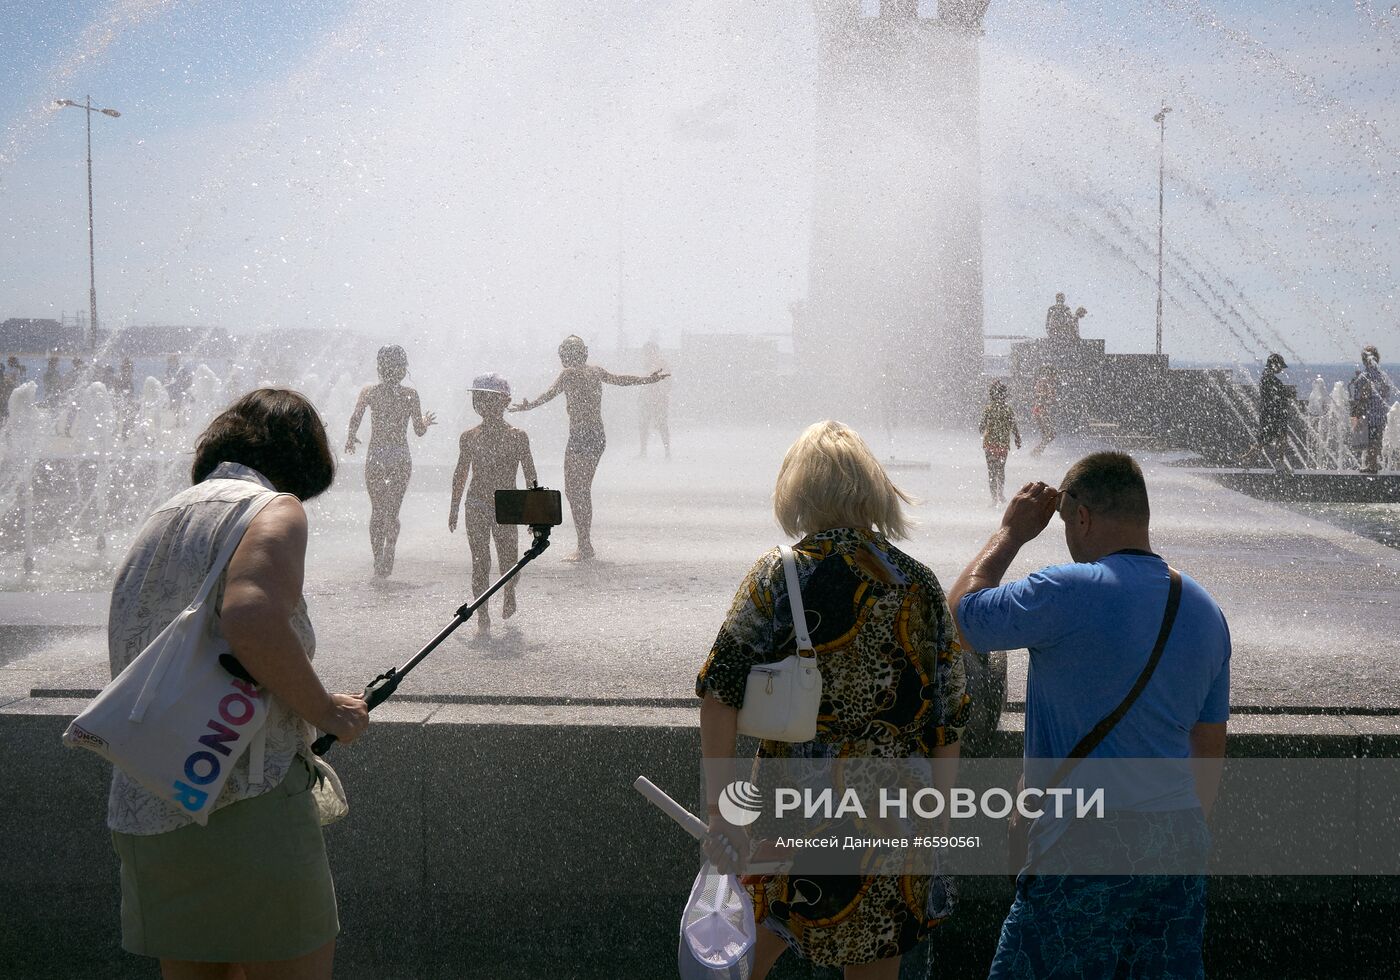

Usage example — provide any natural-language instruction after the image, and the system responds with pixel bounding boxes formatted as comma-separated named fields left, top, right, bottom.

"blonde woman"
left=695, top=420, right=971, bottom=980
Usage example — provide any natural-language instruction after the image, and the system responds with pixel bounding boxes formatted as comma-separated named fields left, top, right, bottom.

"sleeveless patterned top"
left=106, top=462, right=315, bottom=835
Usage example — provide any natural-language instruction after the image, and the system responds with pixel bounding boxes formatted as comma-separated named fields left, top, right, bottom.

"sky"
left=0, top=0, right=1397, bottom=368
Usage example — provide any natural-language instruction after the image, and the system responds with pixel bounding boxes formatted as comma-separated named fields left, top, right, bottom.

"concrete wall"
left=2, top=699, right=1398, bottom=979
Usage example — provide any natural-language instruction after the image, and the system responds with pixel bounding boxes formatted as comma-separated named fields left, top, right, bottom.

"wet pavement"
left=3, top=424, right=1398, bottom=713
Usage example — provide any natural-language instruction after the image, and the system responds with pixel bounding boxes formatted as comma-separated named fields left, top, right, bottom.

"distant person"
left=227, top=364, right=245, bottom=402
left=105, top=388, right=368, bottom=979
left=42, top=354, right=63, bottom=414
left=345, top=345, right=437, bottom=578
left=949, top=453, right=1229, bottom=980
left=1030, top=368, right=1058, bottom=456
left=42, top=354, right=61, bottom=390
left=3, top=357, right=28, bottom=429
left=637, top=340, right=671, bottom=459
left=980, top=380, right=1022, bottom=505
left=879, top=359, right=900, bottom=453
left=114, top=357, right=135, bottom=398
left=165, top=355, right=194, bottom=429
left=115, top=358, right=136, bottom=441
left=0, top=359, right=16, bottom=426
left=1256, top=352, right=1292, bottom=467
left=1349, top=345, right=1392, bottom=473
left=63, top=357, right=88, bottom=437
left=449, top=373, right=537, bottom=638
left=696, top=420, right=969, bottom=980
left=1045, top=292, right=1074, bottom=342
left=510, top=334, right=667, bottom=560
left=1070, top=306, right=1088, bottom=341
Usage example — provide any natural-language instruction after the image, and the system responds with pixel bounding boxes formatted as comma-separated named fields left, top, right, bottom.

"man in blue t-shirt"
left=949, top=451, right=1229, bottom=980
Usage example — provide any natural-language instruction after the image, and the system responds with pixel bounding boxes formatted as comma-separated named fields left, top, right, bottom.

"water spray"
left=285, top=486, right=563, bottom=756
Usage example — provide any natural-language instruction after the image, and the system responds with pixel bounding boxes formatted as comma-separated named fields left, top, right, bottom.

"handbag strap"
left=1044, top=567, right=1182, bottom=789
left=778, top=545, right=814, bottom=655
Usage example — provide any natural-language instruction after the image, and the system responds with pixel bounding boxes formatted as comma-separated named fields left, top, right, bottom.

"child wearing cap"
left=449, top=373, right=538, bottom=636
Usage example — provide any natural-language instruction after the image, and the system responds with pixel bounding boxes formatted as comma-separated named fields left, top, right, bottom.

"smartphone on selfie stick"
left=223, top=486, right=564, bottom=756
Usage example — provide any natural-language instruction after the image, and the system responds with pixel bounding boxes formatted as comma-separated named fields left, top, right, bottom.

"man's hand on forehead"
left=1001, top=481, right=1059, bottom=544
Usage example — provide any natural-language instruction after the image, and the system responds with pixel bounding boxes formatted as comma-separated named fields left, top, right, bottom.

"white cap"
left=468, top=373, right=511, bottom=398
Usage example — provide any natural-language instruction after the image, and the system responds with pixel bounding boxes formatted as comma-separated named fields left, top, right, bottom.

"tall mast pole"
left=1153, top=105, right=1171, bottom=357
left=86, top=95, right=98, bottom=353
left=57, top=95, right=120, bottom=353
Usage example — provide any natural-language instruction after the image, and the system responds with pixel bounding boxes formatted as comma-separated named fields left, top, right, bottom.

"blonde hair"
left=773, top=420, right=913, bottom=540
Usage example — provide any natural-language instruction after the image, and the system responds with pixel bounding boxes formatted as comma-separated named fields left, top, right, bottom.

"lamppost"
left=56, top=96, right=121, bottom=354
left=1152, top=104, right=1171, bottom=357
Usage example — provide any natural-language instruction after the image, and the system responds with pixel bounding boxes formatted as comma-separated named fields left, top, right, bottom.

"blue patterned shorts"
left=989, top=809, right=1209, bottom=980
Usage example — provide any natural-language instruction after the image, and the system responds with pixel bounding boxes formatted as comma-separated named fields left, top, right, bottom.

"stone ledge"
left=4, top=697, right=1393, bottom=745
left=4, top=704, right=1398, bottom=979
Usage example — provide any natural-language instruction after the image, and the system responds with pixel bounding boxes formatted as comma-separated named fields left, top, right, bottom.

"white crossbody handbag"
left=736, top=545, right=823, bottom=742
left=62, top=491, right=283, bottom=825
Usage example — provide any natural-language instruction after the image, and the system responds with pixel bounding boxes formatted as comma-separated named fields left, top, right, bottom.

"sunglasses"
left=1056, top=486, right=1081, bottom=519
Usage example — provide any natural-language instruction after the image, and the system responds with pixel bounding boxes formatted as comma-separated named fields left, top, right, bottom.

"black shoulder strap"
left=1047, top=567, right=1183, bottom=788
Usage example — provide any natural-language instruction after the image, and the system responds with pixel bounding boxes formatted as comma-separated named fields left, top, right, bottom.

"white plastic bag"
left=678, top=863, right=757, bottom=980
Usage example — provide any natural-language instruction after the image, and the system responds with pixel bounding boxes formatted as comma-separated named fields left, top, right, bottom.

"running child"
left=980, top=379, right=1021, bottom=505
left=346, top=345, right=436, bottom=579
left=510, top=335, right=667, bottom=560
left=449, top=373, right=537, bottom=637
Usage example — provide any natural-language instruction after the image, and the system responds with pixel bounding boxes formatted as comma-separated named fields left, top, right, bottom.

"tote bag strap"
left=778, top=545, right=813, bottom=656
left=194, top=490, right=286, bottom=607
left=129, top=491, right=285, bottom=721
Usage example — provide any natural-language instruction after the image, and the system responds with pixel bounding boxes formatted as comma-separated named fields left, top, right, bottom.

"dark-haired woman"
left=510, top=334, right=666, bottom=560
left=345, top=345, right=436, bottom=578
left=107, top=388, right=369, bottom=979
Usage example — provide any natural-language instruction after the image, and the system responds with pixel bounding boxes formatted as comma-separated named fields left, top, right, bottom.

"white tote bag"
left=736, top=545, right=823, bottom=743
left=62, top=491, right=283, bottom=826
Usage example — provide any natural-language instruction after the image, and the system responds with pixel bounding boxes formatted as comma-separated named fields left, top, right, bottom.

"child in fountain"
left=450, top=373, right=537, bottom=637
left=511, top=335, right=668, bottom=560
left=979, top=379, right=1021, bottom=504
left=346, top=345, right=437, bottom=578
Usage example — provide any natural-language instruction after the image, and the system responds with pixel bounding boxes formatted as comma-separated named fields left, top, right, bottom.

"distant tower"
left=803, top=0, right=989, bottom=418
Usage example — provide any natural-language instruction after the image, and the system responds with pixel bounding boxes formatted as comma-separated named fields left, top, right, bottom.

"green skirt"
left=111, top=756, right=338, bottom=962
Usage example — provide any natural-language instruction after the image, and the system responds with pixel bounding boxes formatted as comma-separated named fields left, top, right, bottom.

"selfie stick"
left=309, top=521, right=553, bottom=756
left=634, top=776, right=707, bottom=840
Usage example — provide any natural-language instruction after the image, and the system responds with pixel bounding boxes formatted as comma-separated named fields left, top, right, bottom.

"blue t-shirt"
left=959, top=551, right=1229, bottom=810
